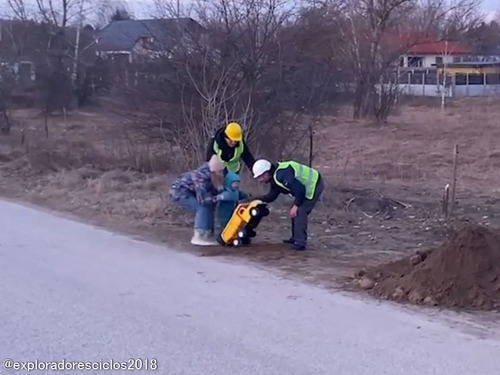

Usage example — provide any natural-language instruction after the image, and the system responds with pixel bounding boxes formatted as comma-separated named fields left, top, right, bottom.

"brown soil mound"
left=357, top=225, right=500, bottom=310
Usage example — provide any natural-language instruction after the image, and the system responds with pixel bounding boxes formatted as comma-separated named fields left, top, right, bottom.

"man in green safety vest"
left=206, top=122, right=255, bottom=175
left=252, top=159, right=324, bottom=251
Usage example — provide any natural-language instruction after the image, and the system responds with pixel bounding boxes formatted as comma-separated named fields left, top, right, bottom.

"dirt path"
left=2, top=101, right=500, bottom=313
left=2, top=162, right=499, bottom=293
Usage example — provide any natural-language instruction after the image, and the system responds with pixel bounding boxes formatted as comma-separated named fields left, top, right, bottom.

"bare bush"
left=104, top=0, right=347, bottom=169
left=5, top=0, right=98, bottom=116
left=305, top=0, right=482, bottom=122
left=106, top=0, right=483, bottom=166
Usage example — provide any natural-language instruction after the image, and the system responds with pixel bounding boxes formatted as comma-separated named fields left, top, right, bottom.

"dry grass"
left=0, top=107, right=193, bottom=239
left=2, top=97, right=500, bottom=291
left=2, top=98, right=500, bottom=222
left=1, top=108, right=178, bottom=174
left=314, top=97, right=500, bottom=194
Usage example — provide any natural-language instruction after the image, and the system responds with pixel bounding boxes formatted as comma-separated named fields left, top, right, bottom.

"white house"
left=399, top=40, right=472, bottom=69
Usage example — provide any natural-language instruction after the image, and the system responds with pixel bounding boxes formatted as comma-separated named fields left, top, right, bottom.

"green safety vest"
left=213, top=140, right=244, bottom=173
left=273, top=161, right=319, bottom=200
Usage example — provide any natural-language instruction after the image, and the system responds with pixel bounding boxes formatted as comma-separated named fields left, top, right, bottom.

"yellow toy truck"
left=217, top=200, right=270, bottom=246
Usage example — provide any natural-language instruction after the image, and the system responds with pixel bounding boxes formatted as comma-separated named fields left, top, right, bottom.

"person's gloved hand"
left=201, top=196, right=217, bottom=206
left=238, top=194, right=251, bottom=203
left=242, top=194, right=253, bottom=202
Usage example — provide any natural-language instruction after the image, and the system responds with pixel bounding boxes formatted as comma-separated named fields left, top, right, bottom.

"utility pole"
left=72, top=0, right=87, bottom=91
left=441, top=40, right=448, bottom=112
left=72, top=27, right=81, bottom=85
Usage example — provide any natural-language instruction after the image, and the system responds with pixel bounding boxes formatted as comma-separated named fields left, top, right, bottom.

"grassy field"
left=1, top=96, right=500, bottom=293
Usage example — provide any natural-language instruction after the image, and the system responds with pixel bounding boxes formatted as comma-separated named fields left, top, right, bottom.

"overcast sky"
left=128, top=0, right=498, bottom=21
left=0, top=0, right=498, bottom=23
left=128, top=0, right=499, bottom=17
left=483, top=0, right=497, bottom=10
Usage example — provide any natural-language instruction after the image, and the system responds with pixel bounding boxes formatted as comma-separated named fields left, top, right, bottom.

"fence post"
left=436, top=70, right=439, bottom=94
left=422, top=72, right=425, bottom=95
left=451, top=74, right=456, bottom=97
left=450, top=144, right=459, bottom=215
left=443, top=184, right=450, bottom=218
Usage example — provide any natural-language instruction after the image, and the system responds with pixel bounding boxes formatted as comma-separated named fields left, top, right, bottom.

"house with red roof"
left=399, top=40, right=472, bottom=69
left=381, top=31, right=500, bottom=96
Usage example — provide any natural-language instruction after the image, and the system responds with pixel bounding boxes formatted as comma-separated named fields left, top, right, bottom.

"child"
left=215, top=172, right=249, bottom=234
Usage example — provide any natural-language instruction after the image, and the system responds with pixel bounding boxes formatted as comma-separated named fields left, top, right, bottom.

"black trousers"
left=291, top=177, right=324, bottom=247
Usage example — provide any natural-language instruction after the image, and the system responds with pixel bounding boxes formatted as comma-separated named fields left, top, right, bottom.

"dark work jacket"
left=256, top=164, right=311, bottom=207
left=205, top=127, right=255, bottom=172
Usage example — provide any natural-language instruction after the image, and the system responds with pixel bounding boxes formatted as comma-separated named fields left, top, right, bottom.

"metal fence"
left=392, top=71, right=500, bottom=97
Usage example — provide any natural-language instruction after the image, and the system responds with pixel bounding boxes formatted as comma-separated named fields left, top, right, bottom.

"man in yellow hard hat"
left=206, top=122, right=255, bottom=175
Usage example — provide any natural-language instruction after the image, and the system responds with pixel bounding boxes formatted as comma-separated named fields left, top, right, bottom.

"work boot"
left=191, top=230, right=218, bottom=246
left=283, top=238, right=294, bottom=244
left=290, top=242, right=306, bottom=251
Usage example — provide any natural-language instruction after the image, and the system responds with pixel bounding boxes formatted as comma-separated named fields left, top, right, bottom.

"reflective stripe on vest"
left=273, top=161, right=319, bottom=200
left=213, top=140, right=244, bottom=173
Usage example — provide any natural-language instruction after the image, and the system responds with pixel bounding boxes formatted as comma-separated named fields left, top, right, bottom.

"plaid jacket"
left=169, top=162, right=219, bottom=204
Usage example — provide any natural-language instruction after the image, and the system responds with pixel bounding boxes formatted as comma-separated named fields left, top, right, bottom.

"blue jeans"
left=172, top=194, right=214, bottom=231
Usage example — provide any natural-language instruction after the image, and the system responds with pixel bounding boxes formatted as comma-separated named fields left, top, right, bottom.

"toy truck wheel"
left=261, top=207, right=270, bottom=216
left=232, top=238, right=241, bottom=246
left=250, top=208, right=259, bottom=217
left=238, top=230, right=246, bottom=238
left=242, top=236, right=251, bottom=245
left=216, top=234, right=226, bottom=246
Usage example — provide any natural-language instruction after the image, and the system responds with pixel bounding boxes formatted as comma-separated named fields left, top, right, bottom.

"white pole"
left=72, top=26, right=81, bottom=85
left=441, top=40, right=448, bottom=111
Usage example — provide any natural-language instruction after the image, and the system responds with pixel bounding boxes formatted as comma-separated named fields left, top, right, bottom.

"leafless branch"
left=7, top=0, right=29, bottom=20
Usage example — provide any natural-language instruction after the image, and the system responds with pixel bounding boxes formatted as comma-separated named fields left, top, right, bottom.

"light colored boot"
left=191, top=230, right=218, bottom=246
left=202, top=230, right=218, bottom=245
left=206, top=230, right=216, bottom=241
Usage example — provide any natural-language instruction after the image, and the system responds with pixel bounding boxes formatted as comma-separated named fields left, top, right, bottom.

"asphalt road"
left=1, top=200, right=500, bottom=375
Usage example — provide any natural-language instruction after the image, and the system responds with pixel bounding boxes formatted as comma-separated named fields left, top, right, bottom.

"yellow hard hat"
left=224, top=122, right=243, bottom=142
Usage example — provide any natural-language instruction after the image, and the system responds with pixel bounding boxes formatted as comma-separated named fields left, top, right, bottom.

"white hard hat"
left=252, top=159, right=272, bottom=178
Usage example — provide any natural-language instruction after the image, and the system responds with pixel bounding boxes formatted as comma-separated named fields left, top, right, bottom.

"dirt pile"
left=356, top=225, right=500, bottom=310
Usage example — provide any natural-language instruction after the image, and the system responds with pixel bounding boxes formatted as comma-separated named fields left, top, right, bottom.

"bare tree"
left=0, top=65, right=15, bottom=135
left=331, top=0, right=482, bottom=121
left=93, top=0, right=133, bottom=28
left=409, top=0, right=482, bottom=111
left=337, top=0, right=415, bottom=120
left=5, top=0, right=97, bottom=137
left=110, top=7, right=132, bottom=21
left=146, top=0, right=304, bottom=166
left=34, top=0, right=93, bottom=27
left=154, top=0, right=194, bottom=18
left=6, top=0, right=30, bottom=21
left=123, top=0, right=346, bottom=168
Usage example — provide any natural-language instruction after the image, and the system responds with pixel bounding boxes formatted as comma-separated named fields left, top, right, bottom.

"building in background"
left=399, top=40, right=472, bottom=69
left=95, top=18, right=205, bottom=64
